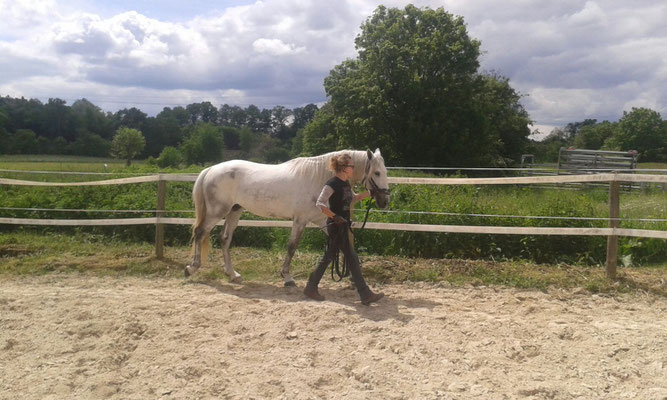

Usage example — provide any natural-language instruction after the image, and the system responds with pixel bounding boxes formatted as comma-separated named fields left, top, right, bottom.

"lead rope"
left=330, top=199, right=373, bottom=281
left=330, top=221, right=351, bottom=282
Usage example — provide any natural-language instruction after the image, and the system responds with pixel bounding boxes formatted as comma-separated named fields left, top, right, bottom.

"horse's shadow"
left=187, top=278, right=443, bottom=323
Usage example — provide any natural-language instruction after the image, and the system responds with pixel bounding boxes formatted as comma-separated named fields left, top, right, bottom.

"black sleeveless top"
left=325, top=176, right=354, bottom=220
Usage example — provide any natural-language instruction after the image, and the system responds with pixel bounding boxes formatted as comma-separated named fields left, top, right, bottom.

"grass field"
left=0, top=155, right=131, bottom=172
left=1, top=231, right=665, bottom=296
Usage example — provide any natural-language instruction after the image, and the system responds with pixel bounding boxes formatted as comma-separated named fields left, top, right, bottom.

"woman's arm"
left=316, top=185, right=336, bottom=218
left=353, top=191, right=371, bottom=203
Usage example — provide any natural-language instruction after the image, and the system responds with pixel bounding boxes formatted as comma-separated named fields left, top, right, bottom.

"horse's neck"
left=350, top=151, right=368, bottom=184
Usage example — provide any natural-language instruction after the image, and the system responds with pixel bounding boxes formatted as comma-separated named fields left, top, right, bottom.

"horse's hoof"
left=184, top=266, right=192, bottom=277
left=284, top=280, right=297, bottom=288
left=230, top=276, right=243, bottom=284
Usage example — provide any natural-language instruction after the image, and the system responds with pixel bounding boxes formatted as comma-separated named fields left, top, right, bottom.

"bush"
left=264, top=147, right=291, bottom=163
left=69, top=133, right=111, bottom=157
left=180, top=123, right=224, bottom=165
left=157, top=147, right=183, bottom=168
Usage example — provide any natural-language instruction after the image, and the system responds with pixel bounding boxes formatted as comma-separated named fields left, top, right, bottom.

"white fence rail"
left=2, top=172, right=667, bottom=279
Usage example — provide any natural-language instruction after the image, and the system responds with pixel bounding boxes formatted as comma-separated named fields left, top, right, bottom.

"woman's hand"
left=332, top=215, right=348, bottom=224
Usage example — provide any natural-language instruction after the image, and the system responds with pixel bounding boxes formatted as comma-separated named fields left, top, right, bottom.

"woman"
left=303, top=153, right=385, bottom=305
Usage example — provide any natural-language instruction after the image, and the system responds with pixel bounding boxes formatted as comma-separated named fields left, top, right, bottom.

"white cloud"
left=1, top=0, right=666, bottom=125
left=0, top=0, right=59, bottom=32
left=252, top=38, right=305, bottom=56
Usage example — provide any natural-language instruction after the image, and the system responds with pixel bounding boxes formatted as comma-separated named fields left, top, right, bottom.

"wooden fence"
left=1, top=172, right=666, bottom=279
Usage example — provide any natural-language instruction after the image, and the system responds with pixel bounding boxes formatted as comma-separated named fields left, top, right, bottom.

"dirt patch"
left=1, top=275, right=666, bottom=399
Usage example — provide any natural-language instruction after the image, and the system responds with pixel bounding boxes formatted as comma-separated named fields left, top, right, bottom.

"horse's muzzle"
left=372, top=188, right=391, bottom=209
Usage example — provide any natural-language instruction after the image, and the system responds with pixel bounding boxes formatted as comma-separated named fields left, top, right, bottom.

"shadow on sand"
left=184, top=278, right=443, bottom=323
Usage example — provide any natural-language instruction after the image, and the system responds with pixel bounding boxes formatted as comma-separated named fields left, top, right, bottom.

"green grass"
left=638, top=162, right=667, bottom=169
left=0, top=155, right=131, bottom=172
left=1, top=232, right=665, bottom=297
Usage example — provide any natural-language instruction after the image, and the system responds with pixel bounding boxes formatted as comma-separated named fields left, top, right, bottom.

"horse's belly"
left=236, top=189, right=297, bottom=219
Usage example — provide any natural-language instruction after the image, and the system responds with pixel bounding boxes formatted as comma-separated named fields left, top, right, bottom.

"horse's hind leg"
left=220, top=205, right=243, bottom=283
left=280, top=220, right=306, bottom=287
left=185, top=216, right=221, bottom=277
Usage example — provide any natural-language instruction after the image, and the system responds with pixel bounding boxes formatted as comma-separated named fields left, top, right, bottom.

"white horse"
left=185, top=149, right=391, bottom=286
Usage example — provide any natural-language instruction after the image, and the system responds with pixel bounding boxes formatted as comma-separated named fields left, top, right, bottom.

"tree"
left=218, top=105, right=248, bottom=127
left=573, top=121, right=614, bottom=150
left=43, top=98, right=75, bottom=141
left=473, top=73, right=532, bottom=166
left=70, top=133, right=111, bottom=157
left=111, top=127, right=146, bottom=166
left=10, top=129, right=38, bottom=154
left=527, top=130, right=567, bottom=163
left=71, top=98, right=114, bottom=139
left=563, top=119, right=597, bottom=144
left=0, top=107, right=9, bottom=133
left=244, top=105, right=272, bottom=133
left=142, top=115, right=184, bottom=157
left=157, top=106, right=190, bottom=127
left=292, top=104, right=319, bottom=132
left=221, top=126, right=241, bottom=150
left=270, top=106, right=293, bottom=140
left=321, top=5, right=530, bottom=167
left=238, top=127, right=262, bottom=156
left=179, top=123, right=224, bottom=165
left=112, top=108, right=147, bottom=130
left=605, top=107, right=667, bottom=161
left=294, top=103, right=337, bottom=156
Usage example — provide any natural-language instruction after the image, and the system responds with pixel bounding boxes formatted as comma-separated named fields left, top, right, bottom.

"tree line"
left=0, top=96, right=319, bottom=165
left=1, top=5, right=664, bottom=168
left=527, top=108, right=667, bottom=163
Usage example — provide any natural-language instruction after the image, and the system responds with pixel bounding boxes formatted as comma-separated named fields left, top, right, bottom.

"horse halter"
left=361, top=159, right=391, bottom=198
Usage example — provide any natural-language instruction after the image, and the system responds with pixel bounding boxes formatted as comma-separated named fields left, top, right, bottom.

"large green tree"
left=605, top=107, right=667, bottom=161
left=322, top=5, right=531, bottom=166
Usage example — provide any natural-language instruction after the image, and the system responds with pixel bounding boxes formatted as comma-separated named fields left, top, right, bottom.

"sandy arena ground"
left=1, top=275, right=666, bottom=400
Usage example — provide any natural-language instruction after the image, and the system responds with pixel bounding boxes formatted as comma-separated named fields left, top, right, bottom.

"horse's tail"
left=191, top=167, right=212, bottom=263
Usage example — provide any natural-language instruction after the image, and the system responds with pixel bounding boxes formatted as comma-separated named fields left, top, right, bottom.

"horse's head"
left=362, top=148, right=391, bottom=209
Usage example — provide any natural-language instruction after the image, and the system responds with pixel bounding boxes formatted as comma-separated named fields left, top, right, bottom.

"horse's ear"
left=375, top=148, right=381, bottom=156
left=367, top=149, right=373, bottom=160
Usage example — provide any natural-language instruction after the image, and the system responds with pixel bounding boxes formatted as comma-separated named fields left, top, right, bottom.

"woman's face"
left=343, top=163, right=355, bottom=179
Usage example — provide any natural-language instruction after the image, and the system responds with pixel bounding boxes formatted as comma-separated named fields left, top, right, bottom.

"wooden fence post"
left=155, top=174, right=166, bottom=259
left=606, top=177, right=620, bottom=279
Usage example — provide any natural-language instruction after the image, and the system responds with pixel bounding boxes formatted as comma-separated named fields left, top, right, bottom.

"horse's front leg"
left=281, top=220, right=306, bottom=287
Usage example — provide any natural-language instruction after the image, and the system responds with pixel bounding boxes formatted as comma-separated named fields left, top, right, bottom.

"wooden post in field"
left=606, top=177, right=620, bottom=279
left=155, top=174, right=166, bottom=259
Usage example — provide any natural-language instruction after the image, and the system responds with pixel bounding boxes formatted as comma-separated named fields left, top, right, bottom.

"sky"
left=1, top=0, right=666, bottom=138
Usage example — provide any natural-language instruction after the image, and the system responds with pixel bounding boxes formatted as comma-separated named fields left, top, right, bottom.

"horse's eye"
left=374, top=171, right=380, bottom=176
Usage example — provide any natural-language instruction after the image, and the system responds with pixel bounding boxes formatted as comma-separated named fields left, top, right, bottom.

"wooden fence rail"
left=2, top=173, right=667, bottom=279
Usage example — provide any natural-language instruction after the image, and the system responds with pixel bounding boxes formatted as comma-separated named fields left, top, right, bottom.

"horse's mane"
left=285, top=150, right=368, bottom=186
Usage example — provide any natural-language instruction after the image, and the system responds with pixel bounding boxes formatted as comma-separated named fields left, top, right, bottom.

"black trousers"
left=307, top=222, right=371, bottom=298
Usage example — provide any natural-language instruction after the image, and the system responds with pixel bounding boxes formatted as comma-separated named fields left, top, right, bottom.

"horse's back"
left=205, top=159, right=294, bottom=185
left=201, top=159, right=319, bottom=219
